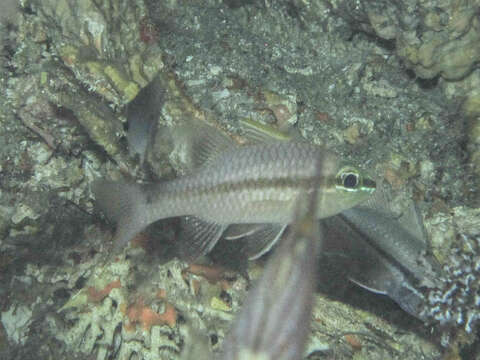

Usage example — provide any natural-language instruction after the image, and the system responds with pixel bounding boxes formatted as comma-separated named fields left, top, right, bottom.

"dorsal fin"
left=362, top=183, right=428, bottom=244
left=397, top=202, right=428, bottom=245
left=238, top=118, right=305, bottom=144
left=172, top=122, right=236, bottom=169
left=239, top=118, right=292, bottom=143
left=361, top=182, right=396, bottom=215
left=174, top=118, right=296, bottom=172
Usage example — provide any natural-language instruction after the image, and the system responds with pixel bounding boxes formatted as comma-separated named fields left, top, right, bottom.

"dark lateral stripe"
left=182, top=175, right=333, bottom=197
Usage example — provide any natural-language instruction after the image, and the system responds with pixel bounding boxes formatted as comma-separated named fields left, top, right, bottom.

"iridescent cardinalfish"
left=321, top=190, right=442, bottom=320
left=92, top=121, right=376, bottom=257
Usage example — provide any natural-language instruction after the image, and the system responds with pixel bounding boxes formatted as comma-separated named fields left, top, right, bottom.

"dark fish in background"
left=93, top=122, right=375, bottom=256
left=320, top=193, right=442, bottom=319
left=126, top=74, right=165, bottom=164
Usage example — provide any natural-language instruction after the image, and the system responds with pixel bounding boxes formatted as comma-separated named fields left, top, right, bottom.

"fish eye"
left=335, top=168, right=362, bottom=191
left=343, top=173, right=358, bottom=189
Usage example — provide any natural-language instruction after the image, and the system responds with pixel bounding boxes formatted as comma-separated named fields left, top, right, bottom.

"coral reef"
left=426, top=233, right=480, bottom=334
left=0, top=0, right=478, bottom=359
left=50, top=256, right=183, bottom=359
left=311, top=0, right=480, bottom=81
left=293, top=0, right=480, bottom=181
left=423, top=206, right=480, bottom=349
left=27, top=0, right=164, bottom=168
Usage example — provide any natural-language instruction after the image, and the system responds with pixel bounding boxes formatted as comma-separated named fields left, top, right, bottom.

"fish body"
left=321, top=202, right=441, bottom=319
left=94, top=140, right=375, bottom=249
left=339, top=204, right=440, bottom=288
left=153, top=142, right=371, bottom=223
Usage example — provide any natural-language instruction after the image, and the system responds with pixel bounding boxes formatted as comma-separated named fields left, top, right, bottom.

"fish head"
left=317, top=165, right=376, bottom=217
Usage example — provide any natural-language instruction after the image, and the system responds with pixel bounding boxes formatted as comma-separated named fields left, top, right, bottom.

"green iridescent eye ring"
left=335, top=166, right=376, bottom=193
left=335, top=167, right=359, bottom=191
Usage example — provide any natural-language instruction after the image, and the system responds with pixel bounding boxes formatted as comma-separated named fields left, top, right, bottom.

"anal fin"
left=235, top=223, right=288, bottom=260
left=223, top=224, right=267, bottom=240
left=177, top=216, right=227, bottom=261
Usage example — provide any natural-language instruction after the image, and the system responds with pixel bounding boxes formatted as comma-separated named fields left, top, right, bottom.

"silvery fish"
left=93, top=122, right=376, bottom=255
left=320, top=191, right=442, bottom=319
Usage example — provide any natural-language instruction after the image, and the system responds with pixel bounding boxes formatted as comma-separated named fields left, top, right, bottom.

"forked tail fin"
left=92, top=180, right=150, bottom=249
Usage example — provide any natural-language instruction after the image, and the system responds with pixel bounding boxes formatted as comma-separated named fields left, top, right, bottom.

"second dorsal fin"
left=362, top=183, right=428, bottom=244
left=172, top=121, right=237, bottom=169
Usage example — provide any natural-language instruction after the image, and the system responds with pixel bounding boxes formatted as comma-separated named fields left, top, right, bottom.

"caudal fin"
left=92, top=180, right=149, bottom=248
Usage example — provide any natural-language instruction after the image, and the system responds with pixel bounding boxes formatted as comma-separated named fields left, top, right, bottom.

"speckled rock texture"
left=0, top=0, right=479, bottom=359
left=313, top=0, right=480, bottom=81
left=296, top=0, right=480, bottom=180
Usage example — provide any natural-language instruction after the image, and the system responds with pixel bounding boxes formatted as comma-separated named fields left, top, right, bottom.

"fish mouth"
left=362, top=178, right=377, bottom=193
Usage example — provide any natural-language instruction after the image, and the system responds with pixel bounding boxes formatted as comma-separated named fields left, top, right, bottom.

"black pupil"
left=343, top=173, right=358, bottom=188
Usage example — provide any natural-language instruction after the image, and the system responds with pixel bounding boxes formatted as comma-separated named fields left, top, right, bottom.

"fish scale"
left=145, top=143, right=335, bottom=222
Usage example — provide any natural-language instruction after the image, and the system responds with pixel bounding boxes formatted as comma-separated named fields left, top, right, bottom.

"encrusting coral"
left=123, top=297, right=177, bottom=332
